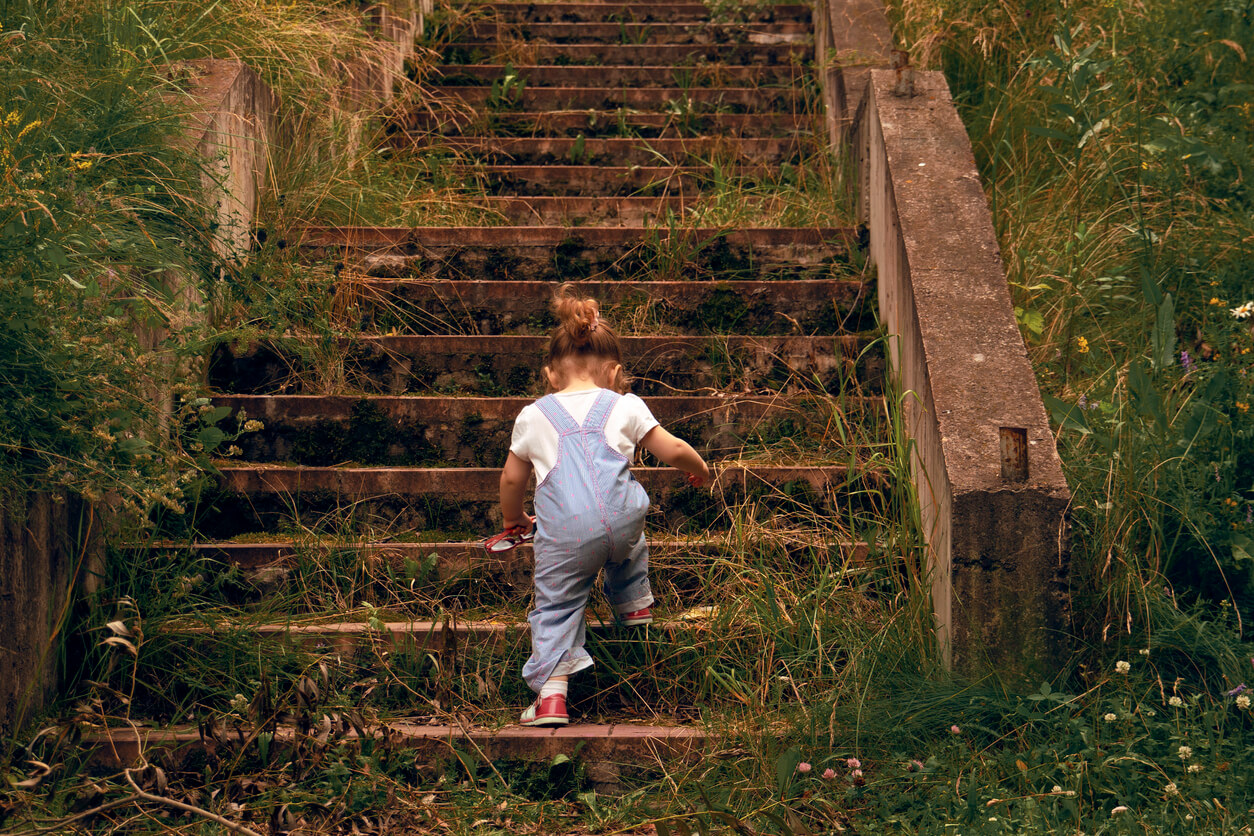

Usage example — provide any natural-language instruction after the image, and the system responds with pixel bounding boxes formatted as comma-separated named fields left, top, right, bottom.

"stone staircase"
left=98, top=0, right=898, bottom=783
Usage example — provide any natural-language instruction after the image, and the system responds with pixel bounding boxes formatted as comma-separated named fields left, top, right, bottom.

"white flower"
left=1111, top=806, right=1128, bottom=815
left=1187, top=763, right=1203, bottom=773
left=1169, top=696, right=1184, bottom=707
left=1231, top=301, right=1254, bottom=319
left=1165, top=782, right=1179, bottom=796
left=1178, top=745, right=1193, bottom=760
left=1115, top=660, right=1131, bottom=674
left=1052, top=785, right=1063, bottom=793
left=1103, top=712, right=1118, bottom=722
left=1238, top=694, right=1251, bottom=709
left=1139, top=648, right=1150, bottom=656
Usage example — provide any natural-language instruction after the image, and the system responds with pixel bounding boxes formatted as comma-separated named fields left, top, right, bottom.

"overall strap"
left=581, top=389, right=621, bottom=433
left=533, top=394, right=580, bottom=435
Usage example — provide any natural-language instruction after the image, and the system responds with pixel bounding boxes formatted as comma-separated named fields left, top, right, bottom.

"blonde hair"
left=545, top=283, right=626, bottom=393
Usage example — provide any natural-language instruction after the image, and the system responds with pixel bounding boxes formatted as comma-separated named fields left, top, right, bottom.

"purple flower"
left=1078, top=395, right=1088, bottom=409
left=1180, top=350, right=1194, bottom=371
left=847, top=757, right=862, bottom=770
left=1227, top=684, right=1247, bottom=697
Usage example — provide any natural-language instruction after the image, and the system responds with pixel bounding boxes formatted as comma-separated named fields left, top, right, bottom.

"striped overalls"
left=521, top=390, right=653, bottom=692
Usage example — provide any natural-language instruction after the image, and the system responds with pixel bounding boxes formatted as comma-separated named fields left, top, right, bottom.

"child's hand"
left=503, top=514, right=534, bottom=533
left=686, top=463, right=711, bottom=488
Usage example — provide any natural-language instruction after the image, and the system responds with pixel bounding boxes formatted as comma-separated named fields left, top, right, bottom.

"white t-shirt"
left=509, top=389, right=659, bottom=483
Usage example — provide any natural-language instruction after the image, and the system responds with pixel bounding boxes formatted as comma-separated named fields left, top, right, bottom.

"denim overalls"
left=521, top=389, right=653, bottom=692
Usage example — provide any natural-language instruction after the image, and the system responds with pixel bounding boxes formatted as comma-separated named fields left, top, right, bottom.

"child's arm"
left=499, top=452, right=534, bottom=530
left=640, top=426, right=711, bottom=486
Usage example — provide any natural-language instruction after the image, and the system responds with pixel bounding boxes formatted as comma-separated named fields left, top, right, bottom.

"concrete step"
left=463, top=164, right=781, bottom=197
left=296, top=225, right=860, bottom=282
left=86, top=722, right=704, bottom=769
left=458, top=21, right=811, bottom=44
left=398, top=110, right=813, bottom=139
left=341, top=278, right=872, bottom=336
left=213, top=391, right=884, bottom=466
left=429, top=84, right=809, bottom=112
left=208, top=334, right=875, bottom=397
left=410, top=135, right=807, bottom=165
left=433, top=60, right=807, bottom=87
left=481, top=2, right=811, bottom=24
left=190, top=464, right=882, bottom=539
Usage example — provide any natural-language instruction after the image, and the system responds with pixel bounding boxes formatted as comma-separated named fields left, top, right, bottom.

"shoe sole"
left=619, top=617, right=653, bottom=626
left=520, top=715, right=569, bottom=727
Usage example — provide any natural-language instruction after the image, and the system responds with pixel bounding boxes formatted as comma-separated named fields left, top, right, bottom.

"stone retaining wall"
left=818, top=2, right=1072, bottom=675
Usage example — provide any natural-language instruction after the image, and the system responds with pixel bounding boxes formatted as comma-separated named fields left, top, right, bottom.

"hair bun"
left=552, top=282, right=600, bottom=346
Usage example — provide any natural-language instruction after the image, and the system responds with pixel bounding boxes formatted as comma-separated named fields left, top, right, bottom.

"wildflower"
left=796, top=762, right=811, bottom=774
left=1052, top=785, right=1062, bottom=793
left=909, top=760, right=924, bottom=771
left=3, top=111, right=19, bottom=126
left=1177, top=745, right=1193, bottom=760
left=851, top=769, right=863, bottom=779
left=1237, top=402, right=1250, bottom=413
left=243, top=419, right=264, bottom=432
left=1165, top=782, right=1179, bottom=796
left=1211, top=297, right=1225, bottom=306
left=1180, top=350, right=1194, bottom=371
left=1231, top=301, right=1254, bottom=319
left=847, top=757, right=861, bottom=770
left=1169, top=696, right=1184, bottom=707
left=1237, top=694, right=1251, bottom=709
left=1103, top=712, right=1118, bottom=722
left=822, top=768, right=836, bottom=780
left=1139, top=648, right=1150, bottom=656
left=224, top=445, right=242, bottom=457
left=950, top=725, right=961, bottom=734
left=1187, top=763, right=1203, bottom=773
left=16, top=119, right=41, bottom=140
left=1115, top=660, right=1131, bottom=674
left=229, top=693, right=248, bottom=713
left=1076, top=336, right=1090, bottom=354
left=1111, top=806, right=1128, bottom=815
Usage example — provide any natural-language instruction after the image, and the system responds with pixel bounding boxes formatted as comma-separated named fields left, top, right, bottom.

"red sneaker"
left=520, top=694, right=568, bottom=727
left=618, top=607, right=653, bottom=627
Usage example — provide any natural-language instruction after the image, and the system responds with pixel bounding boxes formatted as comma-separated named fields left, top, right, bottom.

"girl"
left=499, top=283, right=711, bottom=726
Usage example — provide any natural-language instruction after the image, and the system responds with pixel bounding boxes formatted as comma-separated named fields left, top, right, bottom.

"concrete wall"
left=0, top=494, right=102, bottom=735
left=818, top=1, right=1072, bottom=676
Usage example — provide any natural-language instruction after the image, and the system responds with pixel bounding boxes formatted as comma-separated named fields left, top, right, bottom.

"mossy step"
left=398, top=110, right=813, bottom=139
left=432, top=59, right=807, bottom=87
left=85, top=722, right=705, bottom=769
left=214, top=391, right=885, bottom=467
left=429, top=84, right=810, bottom=113
left=207, top=334, right=879, bottom=397
left=410, top=136, right=809, bottom=166
left=294, top=225, right=860, bottom=283
left=465, top=164, right=782, bottom=197
left=344, top=279, right=872, bottom=337
left=479, top=1, right=811, bottom=25
left=183, top=465, right=887, bottom=539
left=457, top=21, right=811, bottom=45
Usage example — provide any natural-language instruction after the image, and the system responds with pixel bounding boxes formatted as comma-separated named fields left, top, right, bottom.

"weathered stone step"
left=481, top=2, right=810, bottom=24
left=87, top=722, right=704, bottom=769
left=297, top=225, right=860, bottom=282
left=433, top=60, right=805, bottom=87
left=190, top=464, right=882, bottom=539
left=345, top=278, right=869, bottom=334
left=458, top=21, right=811, bottom=44
left=214, top=391, right=883, bottom=466
left=465, top=164, right=781, bottom=197
left=475, top=195, right=691, bottom=225
left=413, top=136, right=806, bottom=166
left=209, top=334, right=874, bottom=397
left=399, top=110, right=812, bottom=139
left=430, top=85, right=808, bottom=113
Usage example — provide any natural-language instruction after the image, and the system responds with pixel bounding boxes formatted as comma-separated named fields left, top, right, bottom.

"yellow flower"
left=1076, top=336, right=1090, bottom=354
left=16, top=119, right=42, bottom=140
left=1237, top=402, right=1250, bottom=413
left=1210, top=297, right=1224, bottom=306
left=3, top=111, right=19, bottom=127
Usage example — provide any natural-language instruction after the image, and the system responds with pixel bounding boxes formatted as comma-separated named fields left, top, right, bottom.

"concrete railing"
left=817, top=2, right=1072, bottom=675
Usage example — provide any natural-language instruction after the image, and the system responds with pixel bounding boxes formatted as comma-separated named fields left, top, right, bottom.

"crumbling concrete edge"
left=819, top=2, right=1072, bottom=676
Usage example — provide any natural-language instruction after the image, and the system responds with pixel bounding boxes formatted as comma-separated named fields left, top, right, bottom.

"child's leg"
left=603, top=531, right=653, bottom=616
left=523, top=544, right=599, bottom=692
